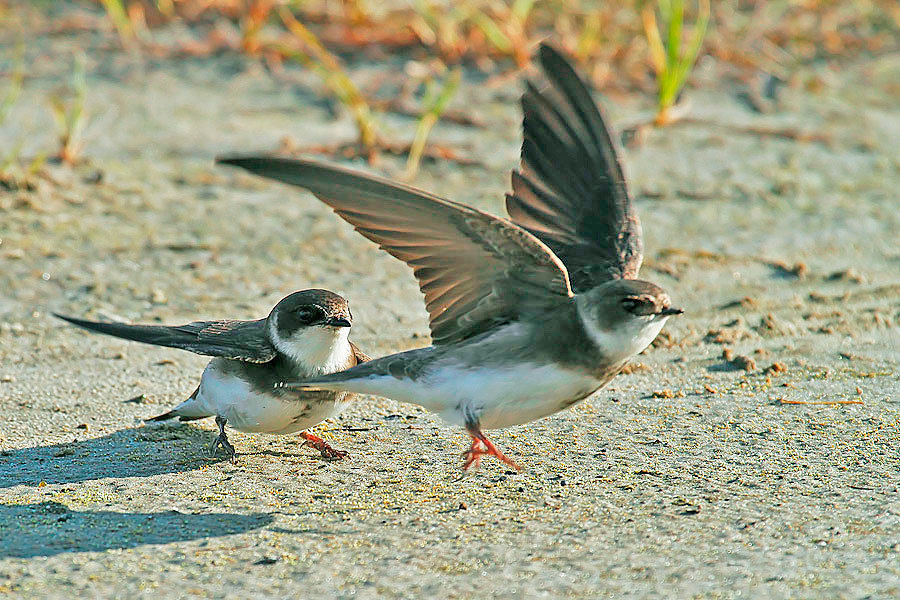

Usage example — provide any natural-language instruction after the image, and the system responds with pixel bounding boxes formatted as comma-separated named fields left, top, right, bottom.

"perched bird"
left=218, top=43, right=682, bottom=470
left=55, top=289, right=369, bottom=459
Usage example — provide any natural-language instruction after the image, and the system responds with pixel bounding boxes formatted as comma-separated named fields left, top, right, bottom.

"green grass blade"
left=0, top=38, right=24, bottom=126
left=279, top=7, right=378, bottom=150
left=405, top=68, right=461, bottom=179
left=642, top=7, right=665, bottom=76
left=511, top=0, right=537, bottom=23
left=673, top=0, right=709, bottom=94
left=99, top=0, right=136, bottom=50
left=665, top=0, right=683, bottom=78
left=471, top=9, right=513, bottom=54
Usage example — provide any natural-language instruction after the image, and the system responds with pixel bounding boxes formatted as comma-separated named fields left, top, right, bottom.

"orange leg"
left=462, top=427, right=521, bottom=472
left=462, top=437, right=486, bottom=471
left=300, top=431, right=349, bottom=460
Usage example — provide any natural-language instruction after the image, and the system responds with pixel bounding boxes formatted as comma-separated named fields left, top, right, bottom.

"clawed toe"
left=462, top=428, right=521, bottom=472
left=209, top=415, right=237, bottom=461
left=321, top=447, right=350, bottom=460
left=300, top=432, right=349, bottom=460
left=208, top=434, right=236, bottom=459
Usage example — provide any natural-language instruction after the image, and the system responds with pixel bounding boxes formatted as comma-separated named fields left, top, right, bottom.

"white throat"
left=269, top=316, right=352, bottom=376
left=576, top=296, right=668, bottom=364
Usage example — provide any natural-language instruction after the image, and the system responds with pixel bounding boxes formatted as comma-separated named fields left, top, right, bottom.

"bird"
left=54, top=289, right=369, bottom=460
left=217, top=42, right=682, bottom=471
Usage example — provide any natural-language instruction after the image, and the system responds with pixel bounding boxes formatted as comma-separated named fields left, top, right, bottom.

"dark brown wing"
left=54, top=314, right=277, bottom=362
left=505, top=42, right=642, bottom=292
left=218, top=157, right=573, bottom=346
left=350, top=341, right=370, bottom=364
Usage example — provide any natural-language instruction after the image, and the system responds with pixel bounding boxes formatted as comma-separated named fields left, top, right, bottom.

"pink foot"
left=462, top=429, right=521, bottom=472
left=300, top=432, right=349, bottom=460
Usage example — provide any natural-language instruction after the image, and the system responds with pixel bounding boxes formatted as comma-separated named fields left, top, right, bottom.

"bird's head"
left=267, top=289, right=353, bottom=371
left=575, top=279, right=682, bottom=364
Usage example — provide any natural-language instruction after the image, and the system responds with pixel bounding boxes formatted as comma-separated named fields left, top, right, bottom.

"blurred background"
left=2, top=0, right=898, bottom=170
left=1, top=0, right=898, bottom=390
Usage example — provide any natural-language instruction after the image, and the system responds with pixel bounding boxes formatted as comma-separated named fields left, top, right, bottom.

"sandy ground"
left=1, top=7, right=899, bottom=599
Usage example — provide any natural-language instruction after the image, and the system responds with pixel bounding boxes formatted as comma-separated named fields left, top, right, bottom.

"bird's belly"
left=224, top=393, right=343, bottom=434
left=195, top=368, right=342, bottom=435
left=410, top=363, right=601, bottom=429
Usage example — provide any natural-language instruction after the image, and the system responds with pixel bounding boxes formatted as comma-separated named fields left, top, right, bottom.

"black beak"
left=325, top=317, right=352, bottom=328
left=659, top=306, right=684, bottom=316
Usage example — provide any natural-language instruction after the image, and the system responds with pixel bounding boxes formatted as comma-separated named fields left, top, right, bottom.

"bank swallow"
left=55, top=289, right=369, bottom=459
left=218, top=43, right=682, bottom=470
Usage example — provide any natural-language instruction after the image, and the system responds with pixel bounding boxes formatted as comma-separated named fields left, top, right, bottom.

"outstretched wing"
left=55, top=314, right=277, bottom=362
left=218, top=157, right=573, bottom=346
left=506, top=42, right=643, bottom=292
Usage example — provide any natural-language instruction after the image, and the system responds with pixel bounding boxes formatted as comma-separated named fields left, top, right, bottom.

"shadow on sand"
left=0, top=424, right=226, bottom=489
left=0, top=501, right=273, bottom=558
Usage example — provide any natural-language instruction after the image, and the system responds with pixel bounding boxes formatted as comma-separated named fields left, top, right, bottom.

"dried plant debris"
left=641, top=259, right=684, bottom=279
left=719, top=296, right=758, bottom=310
left=722, top=347, right=757, bottom=372
left=767, top=260, right=808, bottom=279
left=838, top=352, right=876, bottom=362
left=778, top=398, right=863, bottom=406
left=705, top=318, right=753, bottom=344
left=826, top=269, right=866, bottom=284
left=620, top=362, right=652, bottom=375
left=650, top=330, right=679, bottom=349
left=755, top=313, right=797, bottom=337
left=763, top=361, right=788, bottom=375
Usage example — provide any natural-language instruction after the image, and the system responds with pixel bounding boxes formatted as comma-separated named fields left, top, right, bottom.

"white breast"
left=354, top=361, right=601, bottom=430
left=183, top=363, right=344, bottom=434
left=269, top=318, right=353, bottom=376
left=578, top=306, right=668, bottom=364
left=437, top=363, right=601, bottom=428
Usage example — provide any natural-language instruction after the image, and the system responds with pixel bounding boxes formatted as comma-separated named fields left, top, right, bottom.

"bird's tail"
left=144, top=386, right=207, bottom=422
left=277, top=379, right=348, bottom=393
left=146, top=412, right=206, bottom=422
left=146, top=410, right=177, bottom=422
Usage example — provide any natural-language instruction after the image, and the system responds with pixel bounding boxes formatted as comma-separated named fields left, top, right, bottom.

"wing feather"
left=506, top=43, right=643, bottom=291
left=218, top=157, right=573, bottom=345
left=54, top=314, right=276, bottom=362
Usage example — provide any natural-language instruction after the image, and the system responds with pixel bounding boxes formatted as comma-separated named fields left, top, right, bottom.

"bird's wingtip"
left=276, top=380, right=303, bottom=389
left=276, top=380, right=326, bottom=392
left=215, top=155, right=248, bottom=166
left=216, top=155, right=294, bottom=175
left=537, top=40, right=562, bottom=61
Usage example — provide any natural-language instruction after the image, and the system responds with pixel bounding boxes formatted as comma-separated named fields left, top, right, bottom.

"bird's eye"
left=295, top=306, right=325, bottom=324
left=621, top=296, right=653, bottom=315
